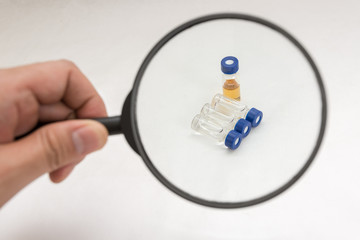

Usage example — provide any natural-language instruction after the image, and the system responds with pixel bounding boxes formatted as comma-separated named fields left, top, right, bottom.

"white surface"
left=137, top=19, right=321, bottom=202
left=0, top=0, right=359, bottom=239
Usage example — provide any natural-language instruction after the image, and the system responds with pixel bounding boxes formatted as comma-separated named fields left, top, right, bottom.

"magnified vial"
left=221, top=56, right=240, bottom=101
left=191, top=114, right=243, bottom=150
left=200, top=103, right=251, bottom=137
left=211, top=94, right=263, bottom=128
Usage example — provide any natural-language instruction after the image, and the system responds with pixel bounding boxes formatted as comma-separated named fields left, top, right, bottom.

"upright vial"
left=221, top=56, right=240, bottom=101
left=211, top=94, right=263, bottom=128
left=191, top=114, right=243, bottom=150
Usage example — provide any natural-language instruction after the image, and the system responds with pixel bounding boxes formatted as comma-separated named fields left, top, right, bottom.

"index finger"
left=9, top=60, right=107, bottom=118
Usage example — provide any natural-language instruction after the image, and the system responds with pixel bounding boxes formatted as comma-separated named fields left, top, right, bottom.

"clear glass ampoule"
left=221, top=56, right=240, bottom=101
left=211, top=94, right=263, bottom=128
left=191, top=114, right=242, bottom=150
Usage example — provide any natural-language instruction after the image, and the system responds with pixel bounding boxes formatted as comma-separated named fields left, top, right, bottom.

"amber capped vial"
left=221, top=56, right=240, bottom=101
left=211, top=94, right=263, bottom=128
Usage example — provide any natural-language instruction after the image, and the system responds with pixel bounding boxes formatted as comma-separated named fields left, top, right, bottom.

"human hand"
left=0, top=60, right=108, bottom=207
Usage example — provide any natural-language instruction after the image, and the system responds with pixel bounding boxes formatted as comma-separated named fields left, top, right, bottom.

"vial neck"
left=222, top=73, right=238, bottom=81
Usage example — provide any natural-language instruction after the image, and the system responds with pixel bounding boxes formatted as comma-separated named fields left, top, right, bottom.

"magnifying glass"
left=36, top=13, right=328, bottom=208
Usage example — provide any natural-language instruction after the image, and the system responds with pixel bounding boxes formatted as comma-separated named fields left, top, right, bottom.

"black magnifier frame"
left=24, top=13, right=327, bottom=208
left=128, top=13, right=327, bottom=209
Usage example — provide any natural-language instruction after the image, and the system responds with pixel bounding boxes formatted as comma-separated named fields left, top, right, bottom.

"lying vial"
left=191, top=114, right=243, bottom=150
left=200, top=103, right=251, bottom=137
left=211, top=94, right=263, bottom=128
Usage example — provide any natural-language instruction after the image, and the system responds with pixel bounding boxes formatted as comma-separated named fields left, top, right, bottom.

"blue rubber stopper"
left=225, top=130, right=242, bottom=150
left=221, top=56, right=239, bottom=74
left=245, top=108, right=263, bottom=127
left=234, top=119, right=252, bottom=137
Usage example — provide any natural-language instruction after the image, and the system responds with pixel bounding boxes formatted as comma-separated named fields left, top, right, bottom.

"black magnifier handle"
left=17, top=91, right=134, bottom=148
left=16, top=115, right=123, bottom=140
left=93, top=116, right=122, bottom=135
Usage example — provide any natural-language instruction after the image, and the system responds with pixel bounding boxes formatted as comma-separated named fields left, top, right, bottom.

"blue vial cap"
left=234, top=119, right=252, bottom=137
left=245, top=108, right=263, bottom=127
left=225, top=130, right=242, bottom=150
left=221, top=56, right=239, bottom=74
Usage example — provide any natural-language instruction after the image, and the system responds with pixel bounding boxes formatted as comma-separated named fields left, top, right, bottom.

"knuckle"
left=57, top=59, right=77, bottom=70
left=17, top=90, right=38, bottom=112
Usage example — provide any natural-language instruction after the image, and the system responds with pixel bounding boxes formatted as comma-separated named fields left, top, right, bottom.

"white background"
left=0, top=0, right=359, bottom=239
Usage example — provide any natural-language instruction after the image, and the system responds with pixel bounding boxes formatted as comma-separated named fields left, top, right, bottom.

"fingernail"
left=72, top=123, right=106, bottom=155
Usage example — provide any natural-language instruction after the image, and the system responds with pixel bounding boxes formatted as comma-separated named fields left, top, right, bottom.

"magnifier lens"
left=134, top=18, right=324, bottom=206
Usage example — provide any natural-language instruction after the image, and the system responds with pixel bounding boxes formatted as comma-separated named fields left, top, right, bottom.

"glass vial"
left=191, top=114, right=231, bottom=142
left=191, top=114, right=242, bottom=149
left=201, top=103, right=251, bottom=137
left=221, top=56, right=240, bottom=101
left=200, top=103, right=237, bottom=128
left=211, top=94, right=263, bottom=128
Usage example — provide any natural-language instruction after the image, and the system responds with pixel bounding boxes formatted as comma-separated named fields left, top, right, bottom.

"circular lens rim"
left=130, top=13, right=327, bottom=208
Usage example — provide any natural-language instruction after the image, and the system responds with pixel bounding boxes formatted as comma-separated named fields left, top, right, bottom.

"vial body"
left=200, top=103, right=237, bottom=128
left=221, top=56, right=241, bottom=101
left=211, top=94, right=249, bottom=119
left=191, top=114, right=230, bottom=142
left=211, top=94, right=263, bottom=128
left=222, top=73, right=240, bottom=101
left=191, top=114, right=243, bottom=149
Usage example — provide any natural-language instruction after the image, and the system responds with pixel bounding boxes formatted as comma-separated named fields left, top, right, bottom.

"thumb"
left=0, top=120, right=107, bottom=206
left=28, top=120, right=108, bottom=173
left=3, top=120, right=107, bottom=187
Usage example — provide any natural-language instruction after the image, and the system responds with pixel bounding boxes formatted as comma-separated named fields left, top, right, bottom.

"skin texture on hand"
left=0, top=60, right=109, bottom=208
